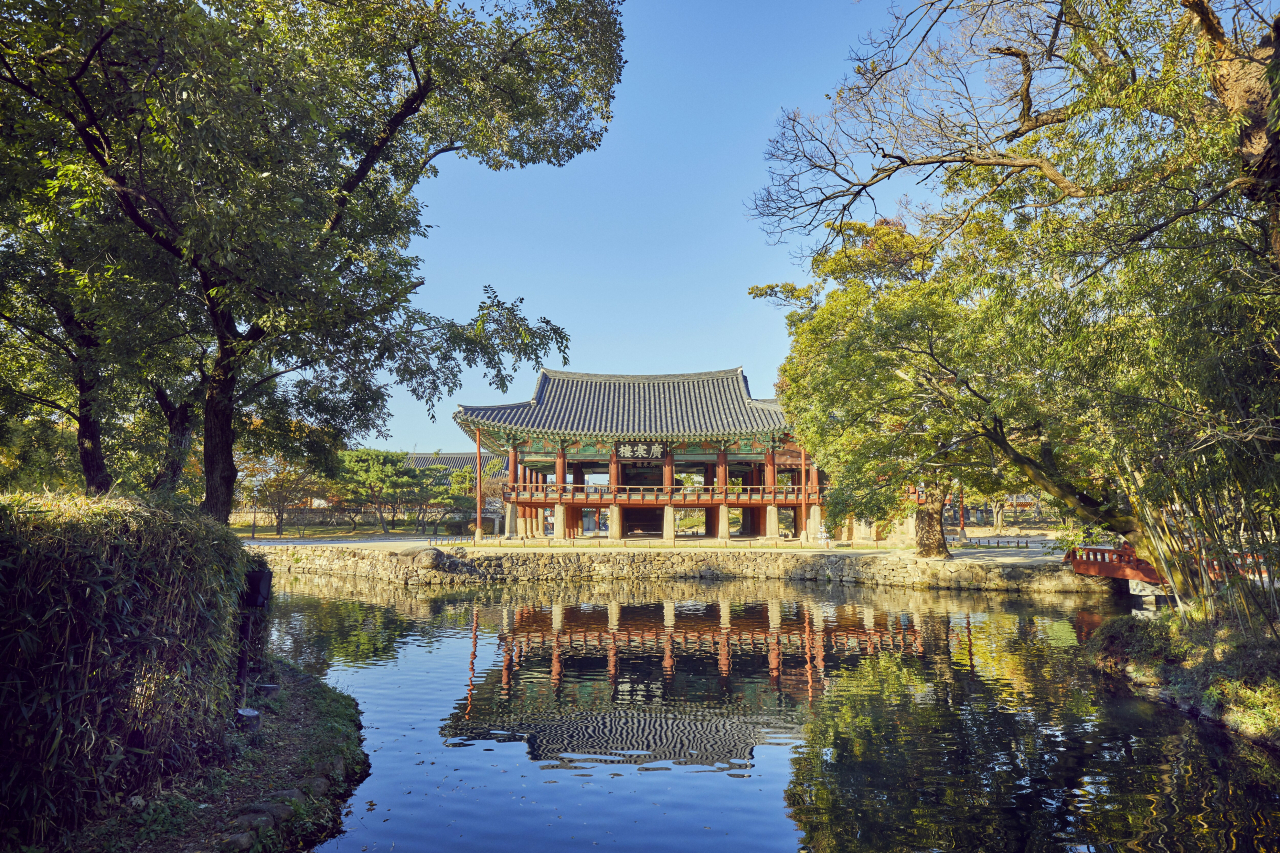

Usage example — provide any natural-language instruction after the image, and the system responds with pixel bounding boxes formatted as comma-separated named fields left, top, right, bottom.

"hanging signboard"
left=614, top=441, right=669, bottom=460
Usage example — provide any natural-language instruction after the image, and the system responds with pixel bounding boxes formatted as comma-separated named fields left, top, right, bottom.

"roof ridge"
left=540, top=367, right=745, bottom=384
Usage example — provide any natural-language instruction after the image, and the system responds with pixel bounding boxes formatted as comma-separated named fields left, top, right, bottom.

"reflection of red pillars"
left=815, top=628, right=825, bottom=673
left=803, top=611, right=814, bottom=703
left=768, top=632, right=781, bottom=686
left=718, top=633, right=731, bottom=676
left=608, top=636, right=618, bottom=685
left=513, top=640, right=522, bottom=669
left=551, top=634, right=562, bottom=688
left=466, top=606, right=478, bottom=719
left=501, top=638, right=512, bottom=694
left=663, top=632, right=674, bottom=678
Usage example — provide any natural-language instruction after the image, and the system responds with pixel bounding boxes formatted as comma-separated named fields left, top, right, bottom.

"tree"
left=336, top=449, right=420, bottom=535
left=748, top=0, right=1280, bottom=575
left=752, top=0, right=1275, bottom=261
left=0, top=211, right=199, bottom=494
left=408, top=468, right=474, bottom=535
left=0, top=0, right=623, bottom=520
left=755, top=219, right=1158, bottom=557
left=238, top=452, right=324, bottom=536
left=757, top=222, right=985, bottom=556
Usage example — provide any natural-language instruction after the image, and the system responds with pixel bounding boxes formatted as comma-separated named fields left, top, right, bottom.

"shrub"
left=1084, top=614, right=1188, bottom=665
left=0, top=494, right=251, bottom=846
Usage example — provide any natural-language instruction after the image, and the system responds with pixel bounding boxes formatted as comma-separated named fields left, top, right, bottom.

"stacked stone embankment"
left=250, top=544, right=1113, bottom=594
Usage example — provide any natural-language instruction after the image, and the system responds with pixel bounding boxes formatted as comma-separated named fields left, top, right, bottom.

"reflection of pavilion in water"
left=441, top=599, right=924, bottom=770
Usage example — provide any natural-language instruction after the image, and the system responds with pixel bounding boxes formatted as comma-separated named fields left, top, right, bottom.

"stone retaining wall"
left=251, top=544, right=1114, bottom=595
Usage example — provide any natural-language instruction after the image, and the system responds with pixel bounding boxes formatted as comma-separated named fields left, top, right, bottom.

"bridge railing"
left=1064, top=543, right=1163, bottom=585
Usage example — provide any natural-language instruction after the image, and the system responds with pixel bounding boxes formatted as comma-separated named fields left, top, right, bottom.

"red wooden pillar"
left=663, top=449, right=674, bottom=491
left=508, top=446, right=518, bottom=486
left=716, top=450, right=728, bottom=491
left=609, top=449, right=620, bottom=488
left=555, top=447, right=566, bottom=486
left=799, top=446, right=808, bottom=536
left=765, top=450, right=776, bottom=487
left=704, top=463, right=716, bottom=486
left=572, top=462, right=584, bottom=488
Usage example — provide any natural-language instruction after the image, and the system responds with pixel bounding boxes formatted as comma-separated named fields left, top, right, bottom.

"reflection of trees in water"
left=786, top=616, right=1280, bottom=852
left=267, top=590, right=470, bottom=675
left=265, top=575, right=1280, bottom=850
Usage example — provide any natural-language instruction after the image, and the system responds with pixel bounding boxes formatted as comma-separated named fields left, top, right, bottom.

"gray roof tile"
left=405, top=452, right=507, bottom=478
left=453, top=368, right=787, bottom=440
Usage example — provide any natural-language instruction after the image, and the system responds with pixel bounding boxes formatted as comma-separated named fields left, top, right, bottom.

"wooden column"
left=765, top=450, right=776, bottom=487
left=555, top=447, right=566, bottom=485
left=572, top=461, right=584, bottom=487
left=716, top=450, right=728, bottom=492
left=475, top=429, right=483, bottom=539
left=704, top=463, right=715, bottom=486
left=799, top=446, right=808, bottom=536
left=663, top=449, right=674, bottom=491
left=508, top=447, right=518, bottom=485
left=609, top=449, right=620, bottom=488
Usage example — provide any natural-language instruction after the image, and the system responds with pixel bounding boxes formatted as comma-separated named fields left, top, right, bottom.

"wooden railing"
left=501, top=484, right=823, bottom=506
left=1063, top=543, right=1162, bottom=585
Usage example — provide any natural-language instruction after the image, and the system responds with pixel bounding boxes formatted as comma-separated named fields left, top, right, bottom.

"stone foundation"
left=250, top=544, right=1113, bottom=595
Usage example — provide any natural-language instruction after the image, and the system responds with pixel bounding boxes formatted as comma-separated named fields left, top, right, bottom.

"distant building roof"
left=405, top=452, right=507, bottom=478
left=453, top=367, right=786, bottom=443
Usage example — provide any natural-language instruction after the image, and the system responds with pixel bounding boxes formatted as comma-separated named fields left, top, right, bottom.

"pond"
left=268, top=575, right=1280, bottom=852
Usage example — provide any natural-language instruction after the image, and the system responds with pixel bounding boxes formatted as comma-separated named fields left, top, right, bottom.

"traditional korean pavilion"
left=452, top=367, right=823, bottom=541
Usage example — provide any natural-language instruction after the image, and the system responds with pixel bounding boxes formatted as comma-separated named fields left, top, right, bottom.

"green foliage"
left=0, top=494, right=253, bottom=845
left=1086, top=615, right=1188, bottom=666
left=1087, top=609, right=1280, bottom=742
left=333, top=449, right=421, bottom=534
left=0, top=414, right=81, bottom=493
left=0, top=0, right=623, bottom=516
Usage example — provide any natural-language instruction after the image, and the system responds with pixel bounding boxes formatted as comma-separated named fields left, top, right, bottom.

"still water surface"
left=267, top=576, right=1280, bottom=852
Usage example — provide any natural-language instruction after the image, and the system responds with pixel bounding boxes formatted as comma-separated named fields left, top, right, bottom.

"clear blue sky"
left=370, top=0, right=884, bottom=453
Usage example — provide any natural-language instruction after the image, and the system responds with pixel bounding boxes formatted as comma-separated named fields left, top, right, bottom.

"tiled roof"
left=405, top=452, right=508, bottom=480
left=453, top=368, right=787, bottom=441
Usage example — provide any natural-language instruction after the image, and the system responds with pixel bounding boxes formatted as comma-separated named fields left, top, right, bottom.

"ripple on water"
left=268, top=576, right=1280, bottom=853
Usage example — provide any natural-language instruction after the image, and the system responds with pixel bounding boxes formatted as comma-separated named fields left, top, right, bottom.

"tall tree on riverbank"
left=0, top=0, right=623, bottom=520
left=755, top=219, right=1158, bottom=556
left=751, top=0, right=1280, bottom=571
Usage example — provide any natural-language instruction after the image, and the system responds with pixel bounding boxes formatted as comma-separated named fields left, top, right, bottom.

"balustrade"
left=502, top=483, right=822, bottom=505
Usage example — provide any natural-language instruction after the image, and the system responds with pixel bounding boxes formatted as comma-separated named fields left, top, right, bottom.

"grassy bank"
left=69, top=658, right=369, bottom=853
left=1085, top=610, right=1280, bottom=745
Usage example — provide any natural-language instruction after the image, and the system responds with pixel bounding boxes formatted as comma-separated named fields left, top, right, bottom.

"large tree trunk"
left=74, top=391, right=112, bottom=495
left=149, top=387, right=194, bottom=493
left=915, top=481, right=952, bottom=558
left=982, top=417, right=1155, bottom=558
left=50, top=301, right=112, bottom=495
left=201, top=347, right=239, bottom=523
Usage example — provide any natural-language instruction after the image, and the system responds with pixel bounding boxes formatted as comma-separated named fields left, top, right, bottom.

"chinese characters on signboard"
left=614, top=441, right=669, bottom=460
